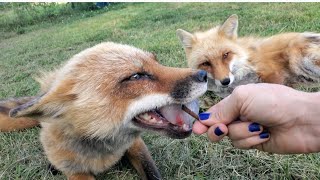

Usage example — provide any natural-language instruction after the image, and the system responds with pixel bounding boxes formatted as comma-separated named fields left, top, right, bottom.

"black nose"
left=195, top=70, right=207, bottom=82
left=220, top=77, right=230, bottom=86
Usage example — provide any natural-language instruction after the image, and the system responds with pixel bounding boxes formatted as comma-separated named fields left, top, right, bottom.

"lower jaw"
left=132, top=120, right=192, bottom=139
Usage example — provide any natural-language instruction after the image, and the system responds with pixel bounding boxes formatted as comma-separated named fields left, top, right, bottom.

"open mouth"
left=132, top=100, right=199, bottom=139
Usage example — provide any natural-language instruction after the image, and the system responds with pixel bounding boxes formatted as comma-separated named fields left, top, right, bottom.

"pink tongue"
left=159, top=100, right=199, bottom=126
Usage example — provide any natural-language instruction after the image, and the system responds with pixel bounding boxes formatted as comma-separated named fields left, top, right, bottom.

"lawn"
left=1, top=2, right=320, bottom=180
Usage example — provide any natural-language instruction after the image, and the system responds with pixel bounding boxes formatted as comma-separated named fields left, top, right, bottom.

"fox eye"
left=123, top=72, right=153, bottom=82
left=200, top=61, right=211, bottom=67
left=130, top=74, right=142, bottom=80
left=223, top=52, right=230, bottom=60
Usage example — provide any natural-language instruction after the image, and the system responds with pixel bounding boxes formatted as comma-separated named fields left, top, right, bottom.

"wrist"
left=299, top=91, right=320, bottom=153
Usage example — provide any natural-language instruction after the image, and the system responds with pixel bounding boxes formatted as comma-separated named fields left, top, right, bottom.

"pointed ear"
left=176, top=29, right=195, bottom=49
left=9, top=94, right=48, bottom=118
left=10, top=80, right=77, bottom=119
left=151, top=52, right=158, bottom=62
left=219, top=14, right=238, bottom=40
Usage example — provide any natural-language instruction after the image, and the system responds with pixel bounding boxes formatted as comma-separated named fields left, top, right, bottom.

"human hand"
left=193, top=83, right=320, bottom=154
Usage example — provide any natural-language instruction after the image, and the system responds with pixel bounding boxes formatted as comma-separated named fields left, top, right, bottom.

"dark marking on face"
left=170, top=77, right=192, bottom=101
left=170, top=71, right=206, bottom=101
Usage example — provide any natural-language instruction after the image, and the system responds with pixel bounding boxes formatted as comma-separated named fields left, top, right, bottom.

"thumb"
left=199, top=86, right=249, bottom=126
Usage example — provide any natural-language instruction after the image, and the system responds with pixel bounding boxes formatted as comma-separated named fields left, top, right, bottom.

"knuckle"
left=232, top=85, right=249, bottom=101
left=232, top=85, right=246, bottom=96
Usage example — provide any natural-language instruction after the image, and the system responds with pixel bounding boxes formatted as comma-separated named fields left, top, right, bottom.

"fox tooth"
left=140, top=113, right=150, bottom=120
left=149, top=118, right=157, bottom=123
left=144, top=113, right=151, bottom=119
left=157, top=120, right=163, bottom=124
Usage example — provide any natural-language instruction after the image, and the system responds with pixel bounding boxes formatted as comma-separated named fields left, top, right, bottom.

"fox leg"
left=67, top=173, right=95, bottom=180
left=0, top=107, right=39, bottom=132
left=126, top=137, right=161, bottom=180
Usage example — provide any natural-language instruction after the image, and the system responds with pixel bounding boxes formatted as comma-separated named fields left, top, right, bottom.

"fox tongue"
left=159, top=100, right=199, bottom=127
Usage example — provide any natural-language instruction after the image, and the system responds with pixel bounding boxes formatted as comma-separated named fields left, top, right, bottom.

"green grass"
left=1, top=2, right=320, bottom=180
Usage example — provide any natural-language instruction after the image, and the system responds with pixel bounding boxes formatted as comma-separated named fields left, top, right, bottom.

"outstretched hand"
left=193, top=84, right=320, bottom=154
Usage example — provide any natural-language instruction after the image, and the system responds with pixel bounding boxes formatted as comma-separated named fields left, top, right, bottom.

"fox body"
left=177, top=15, right=320, bottom=97
left=0, top=42, right=207, bottom=179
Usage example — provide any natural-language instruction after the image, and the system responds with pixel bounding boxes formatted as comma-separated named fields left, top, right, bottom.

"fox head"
left=9, top=42, right=207, bottom=139
left=177, top=14, right=248, bottom=91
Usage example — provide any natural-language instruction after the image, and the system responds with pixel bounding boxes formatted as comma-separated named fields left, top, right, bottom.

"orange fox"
left=0, top=42, right=207, bottom=179
left=177, top=14, right=320, bottom=97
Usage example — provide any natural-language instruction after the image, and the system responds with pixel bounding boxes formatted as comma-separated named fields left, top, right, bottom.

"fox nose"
left=195, top=70, right=207, bottom=82
left=220, top=77, right=230, bottom=86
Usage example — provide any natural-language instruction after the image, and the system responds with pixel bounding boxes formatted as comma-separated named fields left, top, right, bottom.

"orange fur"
left=0, top=114, right=39, bottom=132
left=177, top=15, right=320, bottom=97
left=0, top=97, right=39, bottom=131
left=2, top=42, right=207, bottom=179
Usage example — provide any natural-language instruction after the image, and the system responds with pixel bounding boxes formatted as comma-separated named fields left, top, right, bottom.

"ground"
left=1, top=3, right=320, bottom=179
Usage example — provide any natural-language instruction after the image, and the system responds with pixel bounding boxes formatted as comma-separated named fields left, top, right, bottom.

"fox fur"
left=0, top=42, right=207, bottom=180
left=177, top=14, right=320, bottom=97
left=0, top=97, right=40, bottom=131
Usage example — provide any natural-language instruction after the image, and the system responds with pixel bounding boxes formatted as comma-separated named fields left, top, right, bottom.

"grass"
left=1, top=2, right=320, bottom=179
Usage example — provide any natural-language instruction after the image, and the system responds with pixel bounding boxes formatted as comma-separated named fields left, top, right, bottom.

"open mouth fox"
left=1, top=42, right=207, bottom=179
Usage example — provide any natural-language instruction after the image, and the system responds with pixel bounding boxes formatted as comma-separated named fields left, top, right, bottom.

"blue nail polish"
left=259, top=132, right=269, bottom=139
left=248, top=122, right=260, bottom=132
left=199, top=112, right=211, bottom=120
left=214, top=127, right=224, bottom=136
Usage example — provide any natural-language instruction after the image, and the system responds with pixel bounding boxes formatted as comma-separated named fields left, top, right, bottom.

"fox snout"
left=170, top=70, right=207, bottom=103
left=213, top=72, right=235, bottom=87
left=220, top=77, right=231, bottom=86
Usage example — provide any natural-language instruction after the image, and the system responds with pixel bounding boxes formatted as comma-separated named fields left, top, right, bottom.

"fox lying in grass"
left=0, top=42, right=207, bottom=179
left=177, top=14, right=320, bottom=97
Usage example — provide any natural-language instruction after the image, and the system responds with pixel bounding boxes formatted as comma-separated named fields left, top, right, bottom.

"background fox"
left=0, top=42, right=207, bottom=179
left=177, top=14, right=320, bottom=97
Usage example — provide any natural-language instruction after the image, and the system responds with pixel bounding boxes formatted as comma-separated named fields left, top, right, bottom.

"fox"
left=177, top=14, right=320, bottom=97
left=0, top=42, right=207, bottom=179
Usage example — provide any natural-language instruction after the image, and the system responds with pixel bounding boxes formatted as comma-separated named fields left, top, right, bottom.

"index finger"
left=198, top=88, right=247, bottom=126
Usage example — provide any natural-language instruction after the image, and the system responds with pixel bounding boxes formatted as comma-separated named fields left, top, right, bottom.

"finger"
left=198, top=86, right=250, bottom=126
left=228, top=122, right=263, bottom=140
left=207, top=123, right=229, bottom=142
left=232, top=132, right=270, bottom=149
left=192, top=121, right=208, bottom=135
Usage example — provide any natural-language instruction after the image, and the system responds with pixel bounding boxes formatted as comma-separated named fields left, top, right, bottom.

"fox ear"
left=9, top=81, right=77, bottom=119
left=9, top=94, right=49, bottom=119
left=219, top=14, right=238, bottom=39
left=176, top=29, right=195, bottom=49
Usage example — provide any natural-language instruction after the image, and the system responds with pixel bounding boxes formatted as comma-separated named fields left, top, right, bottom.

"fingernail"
left=259, top=132, right=269, bottom=139
left=214, top=127, right=224, bottom=136
left=248, top=122, right=260, bottom=132
left=199, top=112, right=210, bottom=120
